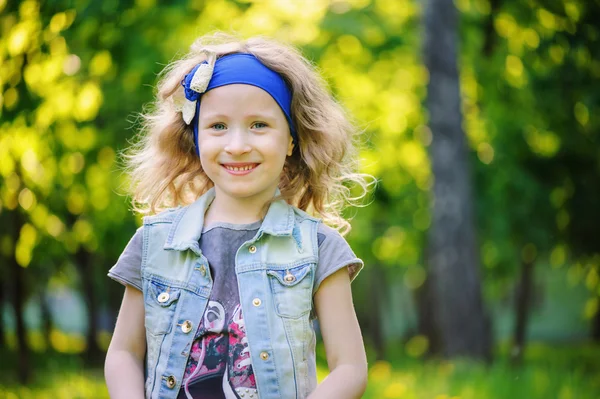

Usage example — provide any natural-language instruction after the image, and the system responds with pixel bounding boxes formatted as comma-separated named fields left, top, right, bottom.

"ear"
left=287, top=137, right=294, bottom=157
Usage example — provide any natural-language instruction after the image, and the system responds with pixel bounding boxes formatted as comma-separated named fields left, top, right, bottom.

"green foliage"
left=1, top=343, right=599, bottom=398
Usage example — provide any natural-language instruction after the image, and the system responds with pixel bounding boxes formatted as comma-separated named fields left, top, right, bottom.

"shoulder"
left=290, top=205, right=321, bottom=224
left=317, top=222, right=348, bottom=248
left=142, top=205, right=184, bottom=226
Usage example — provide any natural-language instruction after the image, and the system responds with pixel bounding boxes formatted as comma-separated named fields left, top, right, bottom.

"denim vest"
left=141, top=187, right=321, bottom=399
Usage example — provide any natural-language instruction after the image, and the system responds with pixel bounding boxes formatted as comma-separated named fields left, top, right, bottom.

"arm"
left=308, top=268, right=368, bottom=399
left=105, top=285, right=147, bottom=398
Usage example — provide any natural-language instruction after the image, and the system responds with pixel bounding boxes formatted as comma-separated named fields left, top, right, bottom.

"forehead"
left=199, top=84, right=284, bottom=118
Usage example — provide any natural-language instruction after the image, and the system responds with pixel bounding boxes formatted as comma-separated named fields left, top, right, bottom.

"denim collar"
left=164, top=187, right=297, bottom=255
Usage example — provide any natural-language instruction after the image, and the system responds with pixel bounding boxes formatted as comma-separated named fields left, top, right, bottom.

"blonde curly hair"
left=124, top=32, right=373, bottom=235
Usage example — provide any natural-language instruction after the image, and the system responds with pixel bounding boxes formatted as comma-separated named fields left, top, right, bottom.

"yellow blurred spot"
left=73, top=219, right=94, bottom=243
left=405, top=335, right=429, bottom=358
left=68, top=152, right=85, bottom=174
left=549, top=45, right=565, bottom=65
left=46, top=214, right=65, bottom=237
left=369, top=360, right=392, bottom=382
left=18, top=188, right=36, bottom=211
left=494, top=13, right=517, bottom=38
left=564, top=3, right=580, bottom=22
left=50, top=36, right=68, bottom=55
left=550, top=187, right=567, bottom=208
left=477, top=142, right=494, bottom=164
left=50, top=329, right=86, bottom=353
left=28, top=330, right=47, bottom=352
left=75, top=82, right=103, bottom=121
left=537, top=9, right=556, bottom=30
left=0, top=0, right=6, bottom=13
left=30, top=203, right=49, bottom=228
left=98, top=146, right=115, bottom=168
left=337, top=35, right=363, bottom=57
left=384, top=382, right=407, bottom=398
left=97, top=330, right=113, bottom=351
left=50, top=12, right=68, bottom=32
left=363, top=25, right=385, bottom=46
left=506, top=55, right=523, bottom=77
left=550, top=244, right=567, bottom=268
left=16, top=223, right=37, bottom=267
left=524, top=29, right=540, bottom=49
left=4, top=88, right=19, bottom=109
left=404, top=265, right=426, bottom=289
left=473, top=0, right=490, bottom=15
left=482, top=241, right=499, bottom=268
left=524, top=127, right=560, bottom=157
left=136, top=0, right=156, bottom=9
left=373, top=226, right=405, bottom=263
left=455, top=0, right=469, bottom=12
left=8, top=23, right=32, bottom=56
left=399, top=141, right=426, bottom=169
left=20, top=0, right=39, bottom=19
left=574, top=102, right=589, bottom=126
left=90, top=50, right=113, bottom=76
left=586, top=268, right=599, bottom=291
left=21, top=148, right=40, bottom=175
left=67, top=185, right=87, bottom=214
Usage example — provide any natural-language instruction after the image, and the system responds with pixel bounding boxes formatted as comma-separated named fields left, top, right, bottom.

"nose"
left=224, top=127, right=252, bottom=155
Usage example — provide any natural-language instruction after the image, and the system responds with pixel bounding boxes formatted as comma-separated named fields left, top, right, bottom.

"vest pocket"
left=267, top=263, right=314, bottom=318
left=144, top=279, right=181, bottom=335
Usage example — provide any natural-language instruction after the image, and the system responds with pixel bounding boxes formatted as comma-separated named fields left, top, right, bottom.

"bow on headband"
left=172, top=52, right=217, bottom=124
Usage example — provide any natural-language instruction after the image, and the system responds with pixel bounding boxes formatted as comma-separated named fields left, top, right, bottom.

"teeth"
left=225, top=165, right=255, bottom=171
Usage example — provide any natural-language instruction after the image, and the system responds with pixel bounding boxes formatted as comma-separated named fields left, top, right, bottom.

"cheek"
left=197, top=140, right=219, bottom=168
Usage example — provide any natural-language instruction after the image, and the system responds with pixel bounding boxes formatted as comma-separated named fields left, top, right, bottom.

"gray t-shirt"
left=108, top=220, right=362, bottom=399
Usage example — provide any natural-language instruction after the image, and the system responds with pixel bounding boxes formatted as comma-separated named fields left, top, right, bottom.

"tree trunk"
left=0, top=271, right=5, bottom=348
left=415, top=276, right=441, bottom=356
left=511, top=258, right=535, bottom=365
left=483, top=0, right=502, bottom=57
left=422, top=0, right=492, bottom=360
left=39, top=290, right=54, bottom=352
left=75, top=248, right=103, bottom=366
left=9, top=210, right=31, bottom=383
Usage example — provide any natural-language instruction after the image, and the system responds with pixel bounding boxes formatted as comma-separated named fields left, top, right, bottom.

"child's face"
left=197, top=84, right=294, bottom=205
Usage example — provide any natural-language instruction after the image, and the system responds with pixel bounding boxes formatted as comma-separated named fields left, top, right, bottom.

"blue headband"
left=180, top=53, right=296, bottom=156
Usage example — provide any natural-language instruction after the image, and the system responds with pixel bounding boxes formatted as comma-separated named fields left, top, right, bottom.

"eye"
left=211, top=123, right=227, bottom=130
left=252, top=121, right=268, bottom=129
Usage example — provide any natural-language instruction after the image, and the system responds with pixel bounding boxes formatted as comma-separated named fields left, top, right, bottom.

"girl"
left=105, top=32, right=371, bottom=399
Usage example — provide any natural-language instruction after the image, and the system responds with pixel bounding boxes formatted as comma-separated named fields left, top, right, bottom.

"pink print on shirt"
left=181, top=302, right=258, bottom=399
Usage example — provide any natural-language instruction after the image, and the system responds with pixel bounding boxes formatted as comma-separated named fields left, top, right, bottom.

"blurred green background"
left=1, top=0, right=599, bottom=398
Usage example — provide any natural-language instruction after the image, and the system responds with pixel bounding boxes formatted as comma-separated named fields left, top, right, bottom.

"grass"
left=0, top=342, right=599, bottom=398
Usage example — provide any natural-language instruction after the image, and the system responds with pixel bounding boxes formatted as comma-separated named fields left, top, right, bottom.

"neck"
left=204, top=187, right=276, bottom=225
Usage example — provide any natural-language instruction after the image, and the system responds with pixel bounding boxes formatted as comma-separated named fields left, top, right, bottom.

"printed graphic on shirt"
left=180, top=301, right=257, bottom=399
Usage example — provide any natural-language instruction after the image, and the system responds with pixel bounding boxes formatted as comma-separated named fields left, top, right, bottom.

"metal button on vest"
left=181, top=320, right=193, bottom=334
left=166, top=375, right=176, bottom=389
left=157, top=292, right=170, bottom=303
left=199, top=265, right=207, bottom=277
left=284, top=271, right=296, bottom=283
left=249, top=245, right=257, bottom=254
left=252, top=298, right=261, bottom=307
left=260, top=351, right=269, bottom=360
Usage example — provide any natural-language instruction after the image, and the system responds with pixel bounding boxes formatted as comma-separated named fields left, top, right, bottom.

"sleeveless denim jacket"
left=141, top=187, right=321, bottom=399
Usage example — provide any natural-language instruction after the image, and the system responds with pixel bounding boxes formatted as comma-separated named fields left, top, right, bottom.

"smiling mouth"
left=221, top=163, right=260, bottom=173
